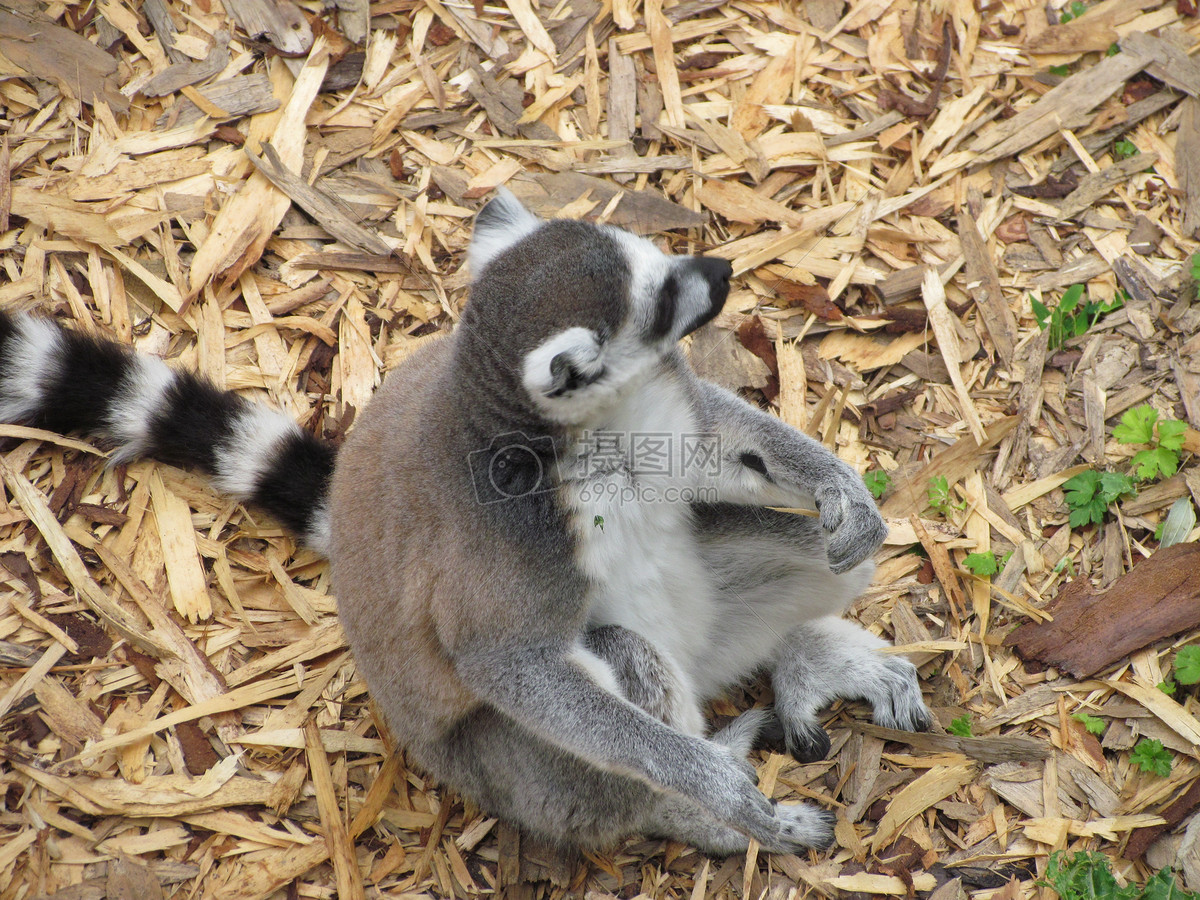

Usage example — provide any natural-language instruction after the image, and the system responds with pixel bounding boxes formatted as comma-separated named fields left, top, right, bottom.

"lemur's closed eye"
left=740, top=451, right=771, bottom=480
left=549, top=352, right=606, bottom=397
left=649, top=275, right=679, bottom=340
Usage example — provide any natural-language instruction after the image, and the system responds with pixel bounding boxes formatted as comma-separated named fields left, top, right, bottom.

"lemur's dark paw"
left=752, top=707, right=788, bottom=755
left=784, top=720, right=832, bottom=763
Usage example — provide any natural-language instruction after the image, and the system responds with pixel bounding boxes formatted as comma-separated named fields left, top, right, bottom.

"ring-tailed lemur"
left=0, top=190, right=931, bottom=855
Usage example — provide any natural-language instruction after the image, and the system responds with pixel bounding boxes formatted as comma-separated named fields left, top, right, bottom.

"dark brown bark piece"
left=247, top=141, right=393, bottom=256
left=142, top=30, right=231, bottom=98
left=774, top=281, right=842, bottom=320
left=0, top=552, right=40, bottom=602
left=1005, top=543, right=1200, bottom=678
left=873, top=265, right=929, bottom=305
left=175, top=722, right=220, bottom=775
left=223, top=0, right=312, bottom=54
left=1178, top=97, right=1200, bottom=239
left=47, top=614, right=113, bottom=661
left=1125, top=777, right=1200, bottom=859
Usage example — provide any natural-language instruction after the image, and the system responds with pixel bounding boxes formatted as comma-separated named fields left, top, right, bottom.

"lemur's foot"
left=774, top=619, right=933, bottom=763
left=869, top=655, right=934, bottom=733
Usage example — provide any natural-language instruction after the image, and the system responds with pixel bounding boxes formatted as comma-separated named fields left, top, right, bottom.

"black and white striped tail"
left=0, top=311, right=335, bottom=553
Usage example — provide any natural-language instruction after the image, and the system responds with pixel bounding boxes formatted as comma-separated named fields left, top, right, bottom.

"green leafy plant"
left=1043, top=850, right=1199, bottom=900
left=1159, top=679, right=1178, bottom=696
left=1113, top=405, right=1187, bottom=481
left=1190, top=251, right=1200, bottom=286
left=963, top=551, right=1000, bottom=576
left=1114, top=138, right=1139, bottom=159
left=1130, top=738, right=1173, bottom=777
left=1140, top=867, right=1200, bottom=900
left=1031, top=284, right=1125, bottom=350
left=1059, top=0, right=1088, bottom=22
left=948, top=715, right=974, bottom=737
left=1072, top=712, right=1106, bottom=736
left=864, top=469, right=891, bottom=499
left=1174, top=645, right=1200, bottom=686
left=1063, top=470, right=1137, bottom=527
left=1105, top=42, right=1121, bottom=56
left=593, top=515, right=605, bottom=531
left=962, top=550, right=1013, bottom=576
left=1043, top=851, right=1133, bottom=900
left=927, top=475, right=965, bottom=516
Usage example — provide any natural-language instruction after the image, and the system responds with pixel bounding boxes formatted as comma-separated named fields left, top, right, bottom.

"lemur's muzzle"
left=681, top=256, right=732, bottom=336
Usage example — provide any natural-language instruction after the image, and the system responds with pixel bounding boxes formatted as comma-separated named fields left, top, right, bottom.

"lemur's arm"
left=692, top=380, right=887, bottom=573
left=456, top=643, right=786, bottom=843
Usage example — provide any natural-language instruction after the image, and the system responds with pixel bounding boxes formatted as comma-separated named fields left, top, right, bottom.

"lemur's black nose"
left=676, top=256, right=733, bottom=338
left=695, top=256, right=732, bottom=289
left=694, top=256, right=732, bottom=309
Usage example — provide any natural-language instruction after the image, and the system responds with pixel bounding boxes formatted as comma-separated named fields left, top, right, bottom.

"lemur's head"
left=462, top=189, right=731, bottom=427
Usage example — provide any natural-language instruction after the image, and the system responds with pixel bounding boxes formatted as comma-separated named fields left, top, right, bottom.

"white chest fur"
left=562, top=372, right=718, bottom=697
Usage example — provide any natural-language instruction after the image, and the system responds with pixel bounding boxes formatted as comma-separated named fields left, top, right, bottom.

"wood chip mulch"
left=2, top=0, right=1200, bottom=898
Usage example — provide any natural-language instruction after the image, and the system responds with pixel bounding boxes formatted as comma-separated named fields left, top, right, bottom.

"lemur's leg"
left=772, top=616, right=932, bottom=762
left=691, top=380, right=887, bottom=575
left=642, top=707, right=836, bottom=854
left=573, top=624, right=839, bottom=852
left=581, top=624, right=704, bottom=736
left=427, top=705, right=835, bottom=855
left=690, top=505, right=931, bottom=761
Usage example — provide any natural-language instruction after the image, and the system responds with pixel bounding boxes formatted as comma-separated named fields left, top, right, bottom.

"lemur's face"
left=467, top=190, right=731, bottom=427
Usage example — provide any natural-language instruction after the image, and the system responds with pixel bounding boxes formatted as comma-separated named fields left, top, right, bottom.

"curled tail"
left=0, top=311, right=335, bottom=553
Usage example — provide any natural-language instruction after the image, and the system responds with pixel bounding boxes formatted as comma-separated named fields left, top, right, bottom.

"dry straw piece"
left=1, top=0, right=1200, bottom=897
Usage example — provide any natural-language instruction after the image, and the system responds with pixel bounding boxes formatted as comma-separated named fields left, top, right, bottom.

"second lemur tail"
left=0, top=311, right=335, bottom=553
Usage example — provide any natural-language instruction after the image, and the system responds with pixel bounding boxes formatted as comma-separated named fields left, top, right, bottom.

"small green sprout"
left=593, top=515, right=605, bottom=531
left=1059, top=0, right=1088, bottom=22
left=1113, top=138, right=1139, bottom=159
left=1072, top=712, right=1106, bottom=736
left=863, top=469, right=891, bottom=499
left=948, top=715, right=974, bottom=737
left=1113, top=405, right=1187, bottom=481
left=1030, top=284, right=1124, bottom=350
left=1063, top=470, right=1136, bottom=527
left=963, top=551, right=1001, bottom=576
left=1174, top=645, right=1200, bottom=686
left=1130, top=738, right=1173, bottom=777
left=927, top=475, right=965, bottom=516
left=1043, top=850, right=1199, bottom=900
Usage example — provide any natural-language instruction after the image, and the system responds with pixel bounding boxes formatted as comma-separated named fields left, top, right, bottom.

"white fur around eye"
left=522, top=327, right=603, bottom=399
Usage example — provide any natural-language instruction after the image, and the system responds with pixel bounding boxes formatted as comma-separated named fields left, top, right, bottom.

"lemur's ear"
left=468, top=188, right=542, bottom=278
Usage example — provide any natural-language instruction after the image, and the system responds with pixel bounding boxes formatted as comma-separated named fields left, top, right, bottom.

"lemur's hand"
left=814, top=477, right=888, bottom=573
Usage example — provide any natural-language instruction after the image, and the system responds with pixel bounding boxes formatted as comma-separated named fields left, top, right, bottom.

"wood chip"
left=4, top=3, right=1200, bottom=895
